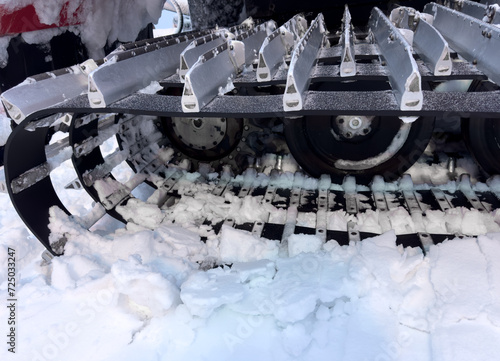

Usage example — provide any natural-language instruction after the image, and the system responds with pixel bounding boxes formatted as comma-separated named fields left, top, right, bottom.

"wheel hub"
left=171, top=117, right=227, bottom=150
left=335, top=115, right=373, bottom=139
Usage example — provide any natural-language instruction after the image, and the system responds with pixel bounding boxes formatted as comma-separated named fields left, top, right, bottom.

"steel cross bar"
left=256, top=14, right=306, bottom=82
left=1, top=59, right=98, bottom=123
left=451, top=0, right=500, bottom=25
left=340, top=5, right=356, bottom=77
left=391, top=7, right=452, bottom=76
left=87, top=31, right=208, bottom=108
left=283, top=13, right=326, bottom=111
left=182, top=40, right=245, bottom=112
left=369, top=7, right=423, bottom=111
left=424, top=2, right=500, bottom=86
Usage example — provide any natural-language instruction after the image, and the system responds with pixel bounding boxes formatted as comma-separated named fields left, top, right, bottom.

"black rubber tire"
left=284, top=116, right=435, bottom=184
left=462, top=118, right=500, bottom=175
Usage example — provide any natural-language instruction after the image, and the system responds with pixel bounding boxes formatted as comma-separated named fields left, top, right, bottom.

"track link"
left=46, top=163, right=500, bottom=257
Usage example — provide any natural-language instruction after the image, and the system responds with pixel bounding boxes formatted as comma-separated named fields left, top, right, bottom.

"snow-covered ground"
left=1, top=133, right=500, bottom=361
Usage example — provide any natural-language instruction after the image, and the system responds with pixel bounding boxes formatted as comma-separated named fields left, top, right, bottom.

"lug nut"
left=192, top=118, right=203, bottom=128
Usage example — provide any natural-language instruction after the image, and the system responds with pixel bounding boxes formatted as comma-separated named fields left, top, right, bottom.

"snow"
left=219, top=225, right=279, bottom=263
left=138, top=81, right=163, bottom=94
left=0, top=35, right=11, bottom=67
left=0, top=112, right=10, bottom=146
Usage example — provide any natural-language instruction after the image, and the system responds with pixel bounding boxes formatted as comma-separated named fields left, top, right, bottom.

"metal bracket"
left=182, top=40, right=245, bottom=112
left=369, top=7, right=423, bottom=111
left=424, top=2, right=500, bottom=85
left=64, top=179, right=84, bottom=190
left=343, top=175, right=358, bottom=214
left=347, top=221, right=361, bottom=242
left=283, top=13, right=326, bottom=111
left=391, top=7, right=452, bottom=75
left=263, top=184, right=277, bottom=204
left=340, top=5, right=357, bottom=77
left=179, top=20, right=264, bottom=81
left=403, top=190, right=422, bottom=215
left=99, top=183, right=131, bottom=211
left=316, top=187, right=328, bottom=241
left=458, top=174, right=489, bottom=212
left=1, top=62, right=92, bottom=124
left=236, top=21, right=277, bottom=67
left=252, top=220, right=265, bottom=237
left=289, top=187, right=301, bottom=207
left=41, top=250, right=55, bottom=264
left=179, top=33, right=227, bottom=81
left=286, top=13, right=308, bottom=40
left=82, top=150, right=128, bottom=187
left=451, top=0, right=500, bottom=25
left=282, top=205, right=298, bottom=242
left=418, top=232, right=434, bottom=252
left=10, top=163, right=51, bottom=195
left=373, top=192, right=389, bottom=211
left=213, top=178, right=230, bottom=196
left=256, top=27, right=293, bottom=82
left=431, top=188, right=453, bottom=211
left=88, top=32, right=209, bottom=108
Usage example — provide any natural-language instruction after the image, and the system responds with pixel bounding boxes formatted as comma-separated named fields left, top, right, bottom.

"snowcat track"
left=3, top=1, right=500, bottom=255
left=5, top=109, right=500, bottom=256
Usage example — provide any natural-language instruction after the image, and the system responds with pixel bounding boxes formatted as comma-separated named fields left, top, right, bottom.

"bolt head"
left=349, top=117, right=362, bottom=129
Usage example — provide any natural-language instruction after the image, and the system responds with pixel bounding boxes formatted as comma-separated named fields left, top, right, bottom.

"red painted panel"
left=0, top=2, right=83, bottom=36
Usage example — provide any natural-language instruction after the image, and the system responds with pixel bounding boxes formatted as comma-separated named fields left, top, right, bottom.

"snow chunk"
left=0, top=35, right=11, bottom=67
left=138, top=81, right=163, bottom=94
left=111, top=256, right=180, bottom=317
left=155, top=225, right=208, bottom=262
left=427, top=238, right=490, bottom=325
left=230, top=259, right=276, bottom=283
left=219, top=226, right=279, bottom=263
left=432, top=319, right=500, bottom=361
left=180, top=268, right=245, bottom=318
left=288, top=233, right=323, bottom=257
left=0, top=113, right=12, bottom=145
left=116, top=198, right=164, bottom=229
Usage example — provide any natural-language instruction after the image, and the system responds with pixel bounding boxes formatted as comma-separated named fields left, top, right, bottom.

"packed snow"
left=1, top=135, right=500, bottom=361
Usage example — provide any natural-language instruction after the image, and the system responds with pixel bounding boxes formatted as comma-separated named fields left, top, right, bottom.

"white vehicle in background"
left=155, top=0, right=192, bottom=37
